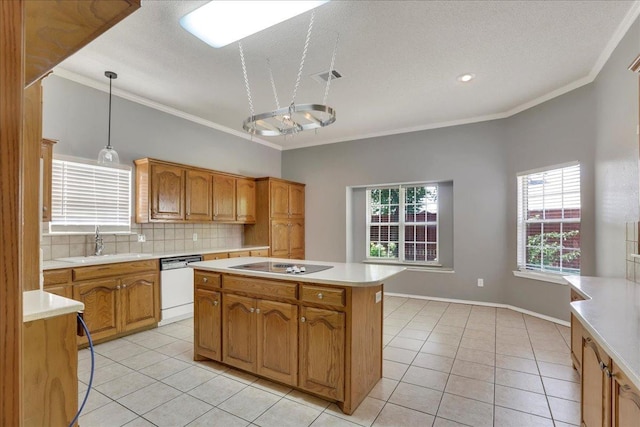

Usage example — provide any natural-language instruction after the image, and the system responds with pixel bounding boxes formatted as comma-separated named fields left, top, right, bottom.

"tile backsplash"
left=41, top=222, right=243, bottom=261
left=626, top=221, right=639, bottom=282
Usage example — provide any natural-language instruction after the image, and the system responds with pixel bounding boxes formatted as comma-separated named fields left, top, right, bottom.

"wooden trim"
left=0, top=0, right=24, bottom=424
left=135, top=157, right=253, bottom=180
left=628, top=54, right=640, bottom=73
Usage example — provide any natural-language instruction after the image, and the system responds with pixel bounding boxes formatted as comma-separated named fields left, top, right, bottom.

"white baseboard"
left=385, top=292, right=570, bottom=327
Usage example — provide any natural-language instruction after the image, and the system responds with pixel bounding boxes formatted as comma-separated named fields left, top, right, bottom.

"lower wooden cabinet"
left=299, top=307, right=345, bottom=400
left=194, top=288, right=222, bottom=361
left=222, top=294, right=298, bottom=385
left=72, top=263, right=160, bottom=345
left=23, top=312, right=78, bottom=427
left=570, top=313, right=584, bottom=372
left=575, top=315, right=640, bottom=427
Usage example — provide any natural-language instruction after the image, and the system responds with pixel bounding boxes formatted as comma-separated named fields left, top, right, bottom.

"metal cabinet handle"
left=317, top=293, right=324, bottom=299
left=300, top=316, right=306, bottom=323
left=250, top=307, right=255, bottom=313
left=117, top=285, right=121, bottom=290
left=213, top=301, right=219, bottom=306
left=203, top=277, right=208, bottom=283
left=256, top=308, right=261, bottom=314
left=122, top=284, right=127, bottom=288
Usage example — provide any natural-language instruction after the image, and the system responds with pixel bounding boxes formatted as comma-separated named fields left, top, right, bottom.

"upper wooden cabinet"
left=270, top=180, right=305, bottom=219
left=186, top=170, right=212, bottom=221
left=237, top=178, right=256, bottom=223
left=245, top=178, right=306, bottom=258
left=135, top=158, right=255, bottom=224
left=25, top=0, right=140, bottom=87
left=213, top=174, right=236, bottom=222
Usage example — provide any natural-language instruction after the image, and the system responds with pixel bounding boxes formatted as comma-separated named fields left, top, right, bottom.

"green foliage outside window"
left=526, top=229, right=580, bottom=272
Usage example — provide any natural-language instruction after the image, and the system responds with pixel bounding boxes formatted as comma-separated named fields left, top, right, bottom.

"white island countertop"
left=23, top=290, right=84, bottom=323
left=566, top=275, right=640, bottom=390
left=190, top=257, right=406, bottom=287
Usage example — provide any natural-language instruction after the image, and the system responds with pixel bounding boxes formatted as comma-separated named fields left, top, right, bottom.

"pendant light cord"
left=107, top=76, right=113, bottom=149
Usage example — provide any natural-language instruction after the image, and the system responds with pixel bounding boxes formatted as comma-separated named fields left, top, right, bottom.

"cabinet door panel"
left=150, top=164, right=184, bottom=220
left=270, top=219, right=290, bottom=258
left=289, top=184, right=305, bottom=219
left=73, top=278, right=119, bottom=344
left=289, top=219, right=305, bottom=258
left=581, top=336, right=611, bottom=427
left=270, top=181, right=289, bottom=218
left=223, top=294, right=256, bottom=372
left=256, top=300, right=298, bottom=385
left=236, top=178, right=256, bottom=223
left=213, top=174, right=236, bottom=221
left=570, top=313, right=583, bottom=371
left=186, top=170, right=212, bottom=221
left=195, top=289, right=222, bottom=361
left=612, top=364, right=640, bottom=427
left=120, top=273, right=158, bottom=332
left=299, top=307, right=345, bottom=400
left=44, top=284, right=73, bottom=299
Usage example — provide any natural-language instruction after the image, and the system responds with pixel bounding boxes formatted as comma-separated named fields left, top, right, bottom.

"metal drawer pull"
left=213, top=301, right=219, bottom=306
left=250, top=307, right=255, bottom=313
left=203, top=277, right=208, bottom=283
left=301, top=316, right=306, bottom=323
left=116, top=285, right=121, bottom=290
left=317, top=293, right=324, bottom=299
left=256, top=308, right=261, bottom=314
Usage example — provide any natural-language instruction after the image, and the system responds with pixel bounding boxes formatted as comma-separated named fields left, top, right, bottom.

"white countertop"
left=189, top=257, right=406, bottom=287
left=23, top=290, right=84, bottom=323
left=42, top=245, right=269, bottom=270
left=566, top=275, right=640, bottom=390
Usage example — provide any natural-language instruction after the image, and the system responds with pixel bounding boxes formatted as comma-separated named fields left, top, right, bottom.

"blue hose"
left=69, top=313, right=94, bottom=427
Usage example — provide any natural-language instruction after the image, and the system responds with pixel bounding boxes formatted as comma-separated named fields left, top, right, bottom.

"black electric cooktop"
left=229, top=262, right=333, bottom=275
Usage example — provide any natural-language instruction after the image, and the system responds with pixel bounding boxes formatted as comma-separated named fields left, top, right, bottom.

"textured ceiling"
left=57, top=0, right=639, bottom=150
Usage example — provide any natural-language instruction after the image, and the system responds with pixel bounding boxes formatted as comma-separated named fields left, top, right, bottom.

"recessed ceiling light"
left=180, top=1, right=330, bottom=49
left=457, top=73, right=476, bottom=83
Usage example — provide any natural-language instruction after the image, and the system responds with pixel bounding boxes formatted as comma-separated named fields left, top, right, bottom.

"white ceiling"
left=57, top=0, right=640, bottom=151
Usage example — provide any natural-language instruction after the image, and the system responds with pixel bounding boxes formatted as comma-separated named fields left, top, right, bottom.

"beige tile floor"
left=76, top=296, right=580, bottom=426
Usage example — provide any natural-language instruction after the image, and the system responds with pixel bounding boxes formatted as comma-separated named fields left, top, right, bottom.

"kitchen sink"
left=56, top=253, right=153, bottom=264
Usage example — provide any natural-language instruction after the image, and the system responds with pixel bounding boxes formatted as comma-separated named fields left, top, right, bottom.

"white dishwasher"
left=159, top=254, right=203, bottom=325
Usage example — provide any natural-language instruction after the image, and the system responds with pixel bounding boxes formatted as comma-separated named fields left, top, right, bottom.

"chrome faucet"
left=94, top=225, right=104, bottom=256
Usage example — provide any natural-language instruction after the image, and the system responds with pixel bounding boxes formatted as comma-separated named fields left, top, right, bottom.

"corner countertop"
left=42, top=245, right=270, bottom=270
left=23, top=290, right=84, bottom=323
left=189, top=257, right=406, bottom=287
left=566, top=275, right=640, bottom=390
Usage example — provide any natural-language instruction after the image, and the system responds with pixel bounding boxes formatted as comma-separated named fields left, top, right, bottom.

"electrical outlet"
left=137, top=234, right=146, bottom=243
left=375, top=291, right=382, bottom=303
left=477, top=278, right=484, bottom=287
left=193, top=233, right=198, bottom=241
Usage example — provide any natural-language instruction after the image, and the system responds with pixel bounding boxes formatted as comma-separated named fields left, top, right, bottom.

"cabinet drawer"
left=250, top=249, right=269, bottom=257
left=224, top=275, right=297, bottom=300
left=43, top=268, right=71, bottom=286
left=203, top=252, right=229, bottom=261
left=194, top=271, right=221, bottom=289
left=228, top=251, right=251, bottom=258
left=73, top=259, right=158, bottom=281
left=300, top=285, right=345, bottom=308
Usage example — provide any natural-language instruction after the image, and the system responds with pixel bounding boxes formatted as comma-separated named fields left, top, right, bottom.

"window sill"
left=512, top=270, right=569, bottom=286
left=362, top=260, right=454, bottom=273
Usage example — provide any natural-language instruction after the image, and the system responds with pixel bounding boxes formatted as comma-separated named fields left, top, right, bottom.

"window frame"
left=516, top=161, right=581, bottom=276
left=48, top=155, right=132, bottom=235
left=365, top=183, right=439, bottom=266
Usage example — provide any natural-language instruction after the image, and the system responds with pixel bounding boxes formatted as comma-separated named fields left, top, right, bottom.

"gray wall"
left=42, top=75, right=281, bottom=178
left=283, top=121, right=509, bottom=306
left=283, top=18, right=640, bottom=321
left=594, top=20, right=640, bottom=277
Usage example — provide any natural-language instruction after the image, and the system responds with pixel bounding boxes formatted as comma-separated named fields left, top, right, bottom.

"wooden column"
left=0, top=0, right=24, bottom=426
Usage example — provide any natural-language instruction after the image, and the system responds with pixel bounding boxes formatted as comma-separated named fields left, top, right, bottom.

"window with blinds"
left=517, top=162, right=580, bottom=274
left=366, top=184, right=438, bottom=264
left=49, top=157, right=132, bottom=234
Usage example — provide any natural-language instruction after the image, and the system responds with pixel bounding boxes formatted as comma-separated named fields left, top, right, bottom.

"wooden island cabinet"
left=192, top=258, right=405, bottom=415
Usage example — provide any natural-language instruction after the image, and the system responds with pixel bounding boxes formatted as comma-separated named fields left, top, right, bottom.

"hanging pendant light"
left=98, top=71, right=120, bottom=165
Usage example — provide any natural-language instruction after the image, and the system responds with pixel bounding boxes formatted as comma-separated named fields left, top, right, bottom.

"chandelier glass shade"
left=97, top=71, right=120, bottom=165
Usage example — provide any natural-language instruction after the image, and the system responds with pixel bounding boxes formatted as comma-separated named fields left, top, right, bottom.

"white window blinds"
left=517, top=162, right=580, bottom=274
left=50, top=158, right=132, bottom=234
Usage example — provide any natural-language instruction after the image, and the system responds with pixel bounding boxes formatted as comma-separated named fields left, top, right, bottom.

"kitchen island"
left=190, top=257, right=405, bottom=415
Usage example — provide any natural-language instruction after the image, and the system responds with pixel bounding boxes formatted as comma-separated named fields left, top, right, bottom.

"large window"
left=517, top=163, right=580, bottom=275
left=49, top=157, right=132, bottom=234
left=367, top=184, right=438, bottom=264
